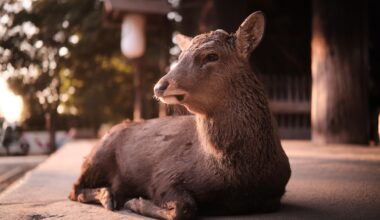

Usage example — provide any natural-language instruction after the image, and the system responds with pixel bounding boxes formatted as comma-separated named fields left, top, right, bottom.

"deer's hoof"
left=68, top=188, right=79, bottom=201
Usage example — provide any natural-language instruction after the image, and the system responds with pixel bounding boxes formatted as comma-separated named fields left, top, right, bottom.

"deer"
left=68, top=11, right=291, bottom=220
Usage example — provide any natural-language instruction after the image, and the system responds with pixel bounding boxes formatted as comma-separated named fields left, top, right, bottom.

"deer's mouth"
left=174, top=94, right=185, bottom=101
left=159, top=92, right=187, bottom=105
left=160, top=95, right=186, bottom=105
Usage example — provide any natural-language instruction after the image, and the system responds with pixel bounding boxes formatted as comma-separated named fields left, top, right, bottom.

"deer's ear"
left=235, top=11, right=265, bottom=58
left=175, top=33, right=192, bottom=51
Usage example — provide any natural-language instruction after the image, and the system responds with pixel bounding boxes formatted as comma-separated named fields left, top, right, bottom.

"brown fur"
left=69, top=11, right=291, bottom=220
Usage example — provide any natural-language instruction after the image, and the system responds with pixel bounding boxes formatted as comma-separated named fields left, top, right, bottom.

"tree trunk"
left=311, top=0, right=369, bottom=144
left=45, top=111, right=56, bottom=154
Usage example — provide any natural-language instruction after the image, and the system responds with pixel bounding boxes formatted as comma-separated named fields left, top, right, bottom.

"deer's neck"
left=195, top=72, right=278, bottom=162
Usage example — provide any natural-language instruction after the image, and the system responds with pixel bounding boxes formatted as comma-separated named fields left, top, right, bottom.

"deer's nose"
left=154, top=81, right=169, bottom=96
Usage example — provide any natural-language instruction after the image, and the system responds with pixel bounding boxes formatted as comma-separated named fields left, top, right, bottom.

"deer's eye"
left=205, top=53, right=219, bottom=62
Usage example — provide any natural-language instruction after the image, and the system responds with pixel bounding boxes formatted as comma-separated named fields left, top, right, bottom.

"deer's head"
left=154, top=11, right=265, bottom=115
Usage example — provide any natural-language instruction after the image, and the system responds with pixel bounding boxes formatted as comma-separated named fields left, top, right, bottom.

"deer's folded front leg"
left=125, top=197, right=173, bottom=220
left=125, top=189, right=197, bottom=220
left=76, top=187, right=115, bottom=210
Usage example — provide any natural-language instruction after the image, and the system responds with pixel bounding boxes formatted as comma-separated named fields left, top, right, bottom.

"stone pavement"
left=0, top=140, right=379, bottom=220
left=0, top=155, right=47, bottom=193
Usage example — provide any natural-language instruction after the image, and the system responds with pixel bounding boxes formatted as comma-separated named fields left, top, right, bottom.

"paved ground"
left=0, top=155, right=47, bottom=193
left=0, top=140, right=379, bottom=220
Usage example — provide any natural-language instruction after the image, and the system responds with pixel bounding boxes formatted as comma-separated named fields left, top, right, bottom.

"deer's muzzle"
left=154, top=81, right=169, bottom=96
left=154, top=80, right=187, bottom=105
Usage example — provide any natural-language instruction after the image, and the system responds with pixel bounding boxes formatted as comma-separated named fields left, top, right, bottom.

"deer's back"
left=103, top=116, right=222, bottom=197
left=114, top=115, right=199, bottom=176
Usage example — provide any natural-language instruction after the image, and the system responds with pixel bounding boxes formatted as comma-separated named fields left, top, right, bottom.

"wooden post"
left=133, top=60, right=142, bottom=121
left=311, top=0, right=369, bottom=144
left=158, top=19, right=170, bottom=118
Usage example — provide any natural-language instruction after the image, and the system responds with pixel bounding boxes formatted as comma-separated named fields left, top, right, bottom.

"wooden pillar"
left=311, top=0, right=369, bottom=144
left=158, top=18, right=170, bottom=118
left=133, top=60, right=142, bottom=121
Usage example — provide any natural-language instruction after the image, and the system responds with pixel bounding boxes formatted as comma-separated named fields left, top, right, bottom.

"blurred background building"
left=0, top=0, right=379, bottom=155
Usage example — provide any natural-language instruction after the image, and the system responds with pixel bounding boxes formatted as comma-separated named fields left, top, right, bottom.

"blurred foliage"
left=0, top=0, right=166, bottom=130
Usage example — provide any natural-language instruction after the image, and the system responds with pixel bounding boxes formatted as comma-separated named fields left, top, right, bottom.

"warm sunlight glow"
left=59, top=46, right=69, bottom=57
left=22, top=0, right=32, bottom=11
left=0, top=78, right=23, bottom=122
left=69, top=34, right=79, bottom=44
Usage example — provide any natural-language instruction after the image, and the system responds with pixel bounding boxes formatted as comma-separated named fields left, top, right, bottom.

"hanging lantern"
left=103, top=0, right=171, bottom=58
left=121, top=14, right=146, bottom=59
